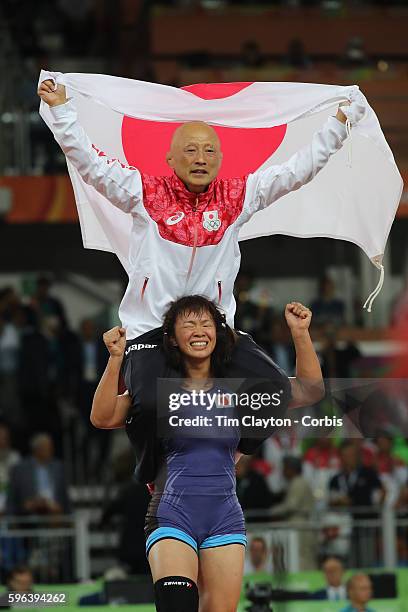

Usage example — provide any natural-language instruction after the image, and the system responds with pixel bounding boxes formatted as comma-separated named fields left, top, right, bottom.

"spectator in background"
left=0, top=423, right=20, bottom=516
left=16, top=305, right=50, bottom=441
left=251, top=289, right=275, bottom=349
left=78, top=567, right=129, bottom=606
left=58, top=0, right=96, bottom=56
left=30, top=276, right=67, bottom=330
left=373, top=429, right=408, bottom=505
left=320, top=328, right=361, bottom=379
left=76, top=318, right=110, bottom=483
left=7, top=433, right=70, bottom=516
left=269, top=456, right=315, bottom=520
left=311, top=276, right=345, bottom=329
left=318, top=512, right=352, bottom=564
left=234, top=272, right=274, bottom=347
left=0, top=565, right=34, bottom=608
left=310, top=556, right=347, bottom=601
left=17, top=306, right=62, bottom=452
left=340, top=574, right=375, bottom=612
left=396, top=478, right=408, bottom=509
left=234, top=271, right=253, bottom=308
left=265, top=319, right=295, bottom=375
left=304, top=438, right=340, bottom=505
left=339, top=37, right=371, bottom=70
left=270, top=456, right=316, bottom=570
left=0, top=287, right=20, bottom=324
left=329, top=441, right=384, bottom=513
left=0, top=303, right=20, bottom=423
left=244, top=536, right=269, bottom=575
left=353, top=439, right=376, bottom=468
left=238, top=40, right=265, bottom=69
left=329, top=440, right=384, bottom=567
left=99, top=449, right=150, bottom=575
left=262, top=433, right=302, bottom=495
left=236, top=455, right=274, bottom=511
left=283, top=38, right=311, bottom=70
left=100, top=476, right=151, bottom=575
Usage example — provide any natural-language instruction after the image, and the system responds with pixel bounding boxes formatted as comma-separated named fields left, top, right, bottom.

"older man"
left=7, top=433, right=70, bottom=516
left=38, top=80, right=354, bottom=481
left=341, top=574, right=375, bottom=612
left=269, top=456, right=316, bottom=570
left=0, top=565, right=35, bottom=608
left=310, top=556, right=347, bottom=601
left=244, top=536, right=269, bottom=575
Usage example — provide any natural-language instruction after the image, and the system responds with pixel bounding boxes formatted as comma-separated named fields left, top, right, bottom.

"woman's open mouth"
left=190, top=340, right=209, bottom=348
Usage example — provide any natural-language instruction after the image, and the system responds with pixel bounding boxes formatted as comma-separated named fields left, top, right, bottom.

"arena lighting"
left=245, top=582, right=274, bottom=612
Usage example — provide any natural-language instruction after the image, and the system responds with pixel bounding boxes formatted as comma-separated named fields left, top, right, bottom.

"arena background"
left=0, top=0, right=408, bottom=610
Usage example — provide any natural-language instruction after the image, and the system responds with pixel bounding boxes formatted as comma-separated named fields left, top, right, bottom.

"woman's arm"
left=90, top=326, right=131, bottom=429
left=285, top=302, right=325, bottom=409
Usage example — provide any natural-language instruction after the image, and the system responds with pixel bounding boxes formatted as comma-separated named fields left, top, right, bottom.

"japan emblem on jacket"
left=202, top=210, right=221, bottom=231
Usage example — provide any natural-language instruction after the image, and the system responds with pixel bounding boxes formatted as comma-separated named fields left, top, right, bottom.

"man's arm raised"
left=242, top=95, right=365, bottom=219
left=38, top=80, right=142, bottom=214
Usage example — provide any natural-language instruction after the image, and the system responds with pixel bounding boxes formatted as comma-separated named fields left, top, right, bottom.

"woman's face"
left=173, top=309, right=217, bottom=361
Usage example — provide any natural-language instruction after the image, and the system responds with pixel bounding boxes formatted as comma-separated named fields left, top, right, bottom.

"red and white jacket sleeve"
left=241, top=115, right=348, bottom=223
left=49, top=100, right=143, bottom=214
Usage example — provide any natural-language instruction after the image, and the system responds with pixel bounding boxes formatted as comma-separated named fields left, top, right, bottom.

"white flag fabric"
left=39, top=71, right=402, bottom=292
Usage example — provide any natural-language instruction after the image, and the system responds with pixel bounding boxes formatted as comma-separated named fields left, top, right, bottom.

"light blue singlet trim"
left=200, top=533, right=247, bottom=549
left=146, top=527, right=198, bottom=554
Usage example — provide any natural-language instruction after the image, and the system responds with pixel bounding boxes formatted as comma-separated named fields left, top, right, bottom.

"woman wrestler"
left=91, top=296, right=323, bottom=612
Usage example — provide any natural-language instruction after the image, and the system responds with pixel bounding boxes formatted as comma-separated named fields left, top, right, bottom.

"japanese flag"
left=39, top=71, right=402, bottom=304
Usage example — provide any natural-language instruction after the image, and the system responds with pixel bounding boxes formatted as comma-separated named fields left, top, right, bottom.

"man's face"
left=323, top=558, right=344, bottom=587
left=250, top=539, right=267, bottom=568
left=9, top=571, right=33, bottom=592
left=340, top=445, right=358, bottom=471
left=376, top=435, right=392, bottom=454
left=166, top=122, right=223, bottom=193
left=350, top=576, right=372, bottom=605
left=33, top=437, right=54, bottom=463
left=81, top=319, right=95, bottom=340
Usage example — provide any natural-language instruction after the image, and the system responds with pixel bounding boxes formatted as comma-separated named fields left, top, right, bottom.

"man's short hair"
left=320, top=555, right=344, bottom=569
left=346, top=572, right=370, bottom=594
left=7, top=564, right=32, bottom=583
left=30, top=432, right=52, bottom=451
left=250, top=536, right=267, bottom=551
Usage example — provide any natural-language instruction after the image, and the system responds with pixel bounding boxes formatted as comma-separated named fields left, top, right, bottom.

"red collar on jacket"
left=141, top=170, right=247, bottom=248
left=169, top=171, right=216, bottom=212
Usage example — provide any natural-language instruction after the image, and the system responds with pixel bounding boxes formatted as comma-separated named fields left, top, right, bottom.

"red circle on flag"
left=122, top=82, right=287, bottom=178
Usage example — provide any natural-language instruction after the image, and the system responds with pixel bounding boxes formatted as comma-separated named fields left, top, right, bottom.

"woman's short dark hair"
left=162, top=295, right=236, bottom=376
